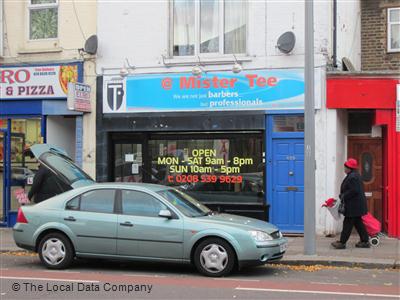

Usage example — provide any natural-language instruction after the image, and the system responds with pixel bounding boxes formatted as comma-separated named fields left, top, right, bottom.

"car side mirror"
left=159, top=209, right=172, bottom=219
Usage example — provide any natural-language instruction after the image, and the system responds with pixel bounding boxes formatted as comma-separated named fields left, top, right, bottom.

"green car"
left=13, top=144, right=288, bottom=277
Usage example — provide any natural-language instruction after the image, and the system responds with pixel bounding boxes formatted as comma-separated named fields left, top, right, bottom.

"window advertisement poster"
left=103, top=69, right=305, bottom=113
left=0, top=64, right=79, bottom=100
left=148, top=137, right=264, bottom=204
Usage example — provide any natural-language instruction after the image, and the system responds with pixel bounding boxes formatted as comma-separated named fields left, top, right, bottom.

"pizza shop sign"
left=0, top=64, right=79, bottom=100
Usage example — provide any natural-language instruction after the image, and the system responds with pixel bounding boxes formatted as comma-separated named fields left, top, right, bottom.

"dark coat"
left=339, top=170, right=368, bottom=217
left=28, top=165, right=65, bottom=203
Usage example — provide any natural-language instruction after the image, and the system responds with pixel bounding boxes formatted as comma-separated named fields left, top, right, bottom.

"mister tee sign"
left=103, top=69, right=305, bottom=113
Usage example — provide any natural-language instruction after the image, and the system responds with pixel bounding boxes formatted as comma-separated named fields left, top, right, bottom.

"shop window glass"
left=113, top=143, right=143, bottom=182
left=273, top=116, right=304, bottom=132
left=9, top=119, right=42, bottom=212
left=148, top=135, right=263, bottom=204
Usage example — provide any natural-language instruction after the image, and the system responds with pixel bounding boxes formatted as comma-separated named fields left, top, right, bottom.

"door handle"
left=119, top=222, right=134, bottom=227
left=64, top=216, right=76, bottom=222
left=286, top=186, right=298, bottom=191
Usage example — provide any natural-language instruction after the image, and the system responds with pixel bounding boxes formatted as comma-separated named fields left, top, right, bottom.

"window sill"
left=163, top=55, right=253, bottom=67
left=18, top=47, right=63, bottom=55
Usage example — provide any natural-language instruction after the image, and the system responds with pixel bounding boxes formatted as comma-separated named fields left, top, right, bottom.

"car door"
left=62, top=189, right=117, bottom=255
left=117, top=189, right=184, bottom=259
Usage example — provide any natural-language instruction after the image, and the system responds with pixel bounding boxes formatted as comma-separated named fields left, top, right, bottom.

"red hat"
left=344, top=158, right=358, bottom=169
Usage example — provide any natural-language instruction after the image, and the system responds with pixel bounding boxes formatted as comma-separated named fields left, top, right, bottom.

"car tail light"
left=16, top=208, right=28, bottom=224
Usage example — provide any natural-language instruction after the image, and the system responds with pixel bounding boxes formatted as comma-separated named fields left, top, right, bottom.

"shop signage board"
left=0, top=64, right=79, bottom=100
left=103, top=69, right=305, bottom=113
left=67, top=82, right=91, bottom=112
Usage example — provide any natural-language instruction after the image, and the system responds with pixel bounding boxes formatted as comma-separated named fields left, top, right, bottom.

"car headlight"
left=248, top=230, right=273, bottom=242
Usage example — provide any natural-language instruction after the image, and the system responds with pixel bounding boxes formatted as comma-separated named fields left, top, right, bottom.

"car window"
left=66, top=196, right=80, bottom=210
left=157, top=189, right=211, bottom=217
left=41, top=152, right=93, bottom=185
left=121, top=190, right=167, bottom=217
left=80, top=189, right=115, bottom=214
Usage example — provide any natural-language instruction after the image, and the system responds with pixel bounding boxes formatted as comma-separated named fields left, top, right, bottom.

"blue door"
left=271, top=139, right=304, bottom=233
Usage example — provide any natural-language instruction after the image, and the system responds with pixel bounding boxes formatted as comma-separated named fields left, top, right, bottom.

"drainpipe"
left=333, top=0, right=338, bottom=68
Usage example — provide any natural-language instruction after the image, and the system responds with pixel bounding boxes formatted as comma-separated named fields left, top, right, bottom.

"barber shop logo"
left=107, top=81, right=124, bottom=111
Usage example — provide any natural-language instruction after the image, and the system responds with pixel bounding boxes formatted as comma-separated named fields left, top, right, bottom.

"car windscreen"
left=41, top=152, right=93, bottom=185
left=157, top=189, right=211, bottom=217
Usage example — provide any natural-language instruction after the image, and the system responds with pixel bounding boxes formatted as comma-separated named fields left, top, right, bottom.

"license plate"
left=280, top=243, right=287, bottom=252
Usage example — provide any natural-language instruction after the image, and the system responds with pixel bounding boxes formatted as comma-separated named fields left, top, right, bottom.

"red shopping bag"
left=362, top=213, right=381, bottom=237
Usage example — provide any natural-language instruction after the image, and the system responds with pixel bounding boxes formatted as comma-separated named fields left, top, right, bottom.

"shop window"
left=388, top=8, right=400, bottom=52
left=148, top=135, right=263, bottom=204
left=273, top=116, right=304, bottom=132
left=172, top=0, right=247, bottom=56
left=29, top=0, right=58, bottom=40
left=348, top=111, right=372, bottom=134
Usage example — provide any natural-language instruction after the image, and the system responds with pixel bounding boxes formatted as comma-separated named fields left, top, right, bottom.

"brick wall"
left=361, top=0, right=400, bottom=70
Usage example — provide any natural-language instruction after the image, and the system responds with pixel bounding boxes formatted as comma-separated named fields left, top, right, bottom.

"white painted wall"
left=96, top=0, right=361, bottom=235
left=46, top=116, right=76, bottom=159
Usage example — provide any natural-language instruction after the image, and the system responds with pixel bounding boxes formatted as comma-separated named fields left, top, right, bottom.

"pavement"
left=1, top=228, right=399, bottom=269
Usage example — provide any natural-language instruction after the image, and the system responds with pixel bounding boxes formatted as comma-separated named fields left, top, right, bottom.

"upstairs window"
left=388, top=8, right=400, bottom=52
left=29, top=0, right=58, bottom=40
left=172, top=0, right=247, bottom=56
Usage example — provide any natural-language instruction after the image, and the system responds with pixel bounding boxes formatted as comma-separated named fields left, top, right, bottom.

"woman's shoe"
left=355, top=241, right=370, bottom=248
left=331, top=241, right=346, bottom=249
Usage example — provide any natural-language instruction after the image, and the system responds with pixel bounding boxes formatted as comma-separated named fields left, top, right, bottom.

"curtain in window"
left=224, top=0, right=246, bottom=54
left=173, top=0, right=195, bottom=56
left=200, top=0, right=219, bottom=53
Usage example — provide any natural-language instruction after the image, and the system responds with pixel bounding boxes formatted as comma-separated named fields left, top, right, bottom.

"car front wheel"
left=194, top=238, right=236, bottom=277
left=38, top=233, right=74, bottom=269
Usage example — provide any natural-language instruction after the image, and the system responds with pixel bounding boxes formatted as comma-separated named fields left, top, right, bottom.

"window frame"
left=27, top=0, right=59, bottom=41
left=387, top=7, right=400, bottom=53
left=169, top=0, right=248, bottom=57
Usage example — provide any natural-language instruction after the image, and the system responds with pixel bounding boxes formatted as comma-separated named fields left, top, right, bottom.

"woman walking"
left=331, top=158, right=370, bottom=249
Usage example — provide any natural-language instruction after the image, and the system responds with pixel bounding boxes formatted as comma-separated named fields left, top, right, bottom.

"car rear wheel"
left=194, top=238, right=235, bottom=277
left=38, top=233, right=74, bottom=269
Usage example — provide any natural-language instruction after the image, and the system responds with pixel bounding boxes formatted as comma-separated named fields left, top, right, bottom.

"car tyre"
left=194, top=238, right=236, bottom=277
left=38, top=233, right=74, bottom=269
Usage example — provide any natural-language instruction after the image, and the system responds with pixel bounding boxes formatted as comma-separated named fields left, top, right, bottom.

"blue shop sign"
left=103, top=69, right=304, bottom=113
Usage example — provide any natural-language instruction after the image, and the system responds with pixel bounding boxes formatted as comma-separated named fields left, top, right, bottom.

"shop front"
left=97, top=69, right=305, bottom=232
left=327, top=72, right=400, bottom=238
left=0, top=62, right=83, bottom=227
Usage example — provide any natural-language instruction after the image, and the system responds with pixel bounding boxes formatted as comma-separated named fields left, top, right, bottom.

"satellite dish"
left=84, top=35, right=98, bottom=55
left=277, top=31, right=296, bottom=54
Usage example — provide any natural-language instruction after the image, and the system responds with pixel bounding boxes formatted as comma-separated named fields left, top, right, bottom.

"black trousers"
left=340, top=216, right=369, bottom=244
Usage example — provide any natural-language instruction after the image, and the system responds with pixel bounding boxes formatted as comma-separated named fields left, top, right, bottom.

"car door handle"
left=119, top=222, right=134, bottom=227
left=64, top=216, right=76, bottom=222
